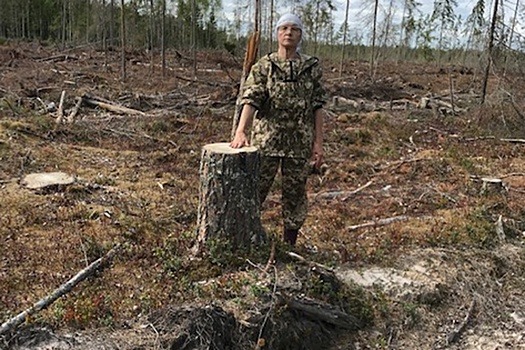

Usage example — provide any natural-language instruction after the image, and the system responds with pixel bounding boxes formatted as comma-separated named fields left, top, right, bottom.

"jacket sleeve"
left=311, top=63, right=327, bottom=111
left=240, top=58, right=269, bottom=110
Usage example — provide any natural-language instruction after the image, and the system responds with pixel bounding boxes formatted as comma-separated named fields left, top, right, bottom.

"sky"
left=218, top=0, right=514, bottom=41
left=220, top=0, right=478, bottom=29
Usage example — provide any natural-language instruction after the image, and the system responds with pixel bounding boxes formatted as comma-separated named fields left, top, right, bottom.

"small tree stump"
left=480, top=177, right=505, bottom=195
left=20, top=172, right=75, bottom=190
left=195, top=142, right=265, bottom=252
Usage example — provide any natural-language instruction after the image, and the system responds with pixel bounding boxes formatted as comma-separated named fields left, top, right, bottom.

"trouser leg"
left=258, top=156, right=280, bottom=206
left=281, top=157, right=309, bottom=232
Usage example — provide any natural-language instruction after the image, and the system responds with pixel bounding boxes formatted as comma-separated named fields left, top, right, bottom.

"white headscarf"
left=275, top=13, right=304, bottom=39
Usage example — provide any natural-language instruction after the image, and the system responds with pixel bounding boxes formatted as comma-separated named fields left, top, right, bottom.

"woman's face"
left=277, top=23, right=302, bottom=50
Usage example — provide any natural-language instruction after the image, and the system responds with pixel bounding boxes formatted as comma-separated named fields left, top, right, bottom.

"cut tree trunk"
left=195, top=143, right=265, bottom=252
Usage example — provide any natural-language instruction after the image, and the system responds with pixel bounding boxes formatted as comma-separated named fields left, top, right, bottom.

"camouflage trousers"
left=259, top=156, right=310, bottom=230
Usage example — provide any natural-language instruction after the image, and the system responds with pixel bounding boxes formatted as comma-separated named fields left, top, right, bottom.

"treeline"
left=2, top=0, right=525, bottom=75
left=0, top=0, right=227, bottom=50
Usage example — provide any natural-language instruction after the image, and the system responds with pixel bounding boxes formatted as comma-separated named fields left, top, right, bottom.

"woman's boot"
left=283, top=228, right=299, bottom=246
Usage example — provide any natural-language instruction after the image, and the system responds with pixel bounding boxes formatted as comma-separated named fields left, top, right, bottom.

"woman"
left=230, top=13, right=327, bottom=246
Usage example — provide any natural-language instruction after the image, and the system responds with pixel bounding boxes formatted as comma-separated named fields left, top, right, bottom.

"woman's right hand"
left=230, top=131, right=249, bottom=148
left=231, top=104, right=256, bottom=148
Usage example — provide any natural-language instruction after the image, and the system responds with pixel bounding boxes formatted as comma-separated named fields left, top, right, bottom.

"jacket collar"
left=267, top=52, right=318, bottom=74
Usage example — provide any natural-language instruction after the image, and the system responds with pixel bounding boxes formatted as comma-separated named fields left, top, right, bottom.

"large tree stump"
left=195, top=142, right=265, bottom=252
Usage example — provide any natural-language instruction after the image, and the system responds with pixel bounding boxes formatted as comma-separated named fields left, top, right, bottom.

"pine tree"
left=431, top=0, right=458, bottom=63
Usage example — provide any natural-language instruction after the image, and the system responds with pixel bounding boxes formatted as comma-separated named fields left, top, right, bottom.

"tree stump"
left=195, top=142, right=265, bottom=252
left=20, top=172, right=75, bottom=190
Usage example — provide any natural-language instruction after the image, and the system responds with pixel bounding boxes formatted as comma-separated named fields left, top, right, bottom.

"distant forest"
left=1, top=0, right=525, bottom=71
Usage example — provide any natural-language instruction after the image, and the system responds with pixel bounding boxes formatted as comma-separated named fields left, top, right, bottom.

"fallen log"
left=419, top=96, right=466, bottom=114
left=37, top=54, right=78, bottom=63
left=389, top=98, right=419, bottom=110
left=0, top=244, right=121, bottom=337
left=278, top=293, right=361, bottom=330
left=332, top=96, right=365, bottom=110
left=83, top=95, right=145, bottom=116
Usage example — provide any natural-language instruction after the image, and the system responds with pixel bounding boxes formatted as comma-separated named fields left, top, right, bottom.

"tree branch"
left=0, top=244, right=121, bottom=337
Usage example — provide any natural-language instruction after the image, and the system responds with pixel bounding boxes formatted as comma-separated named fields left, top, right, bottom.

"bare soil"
left=1, top=41, right=525, bottom=349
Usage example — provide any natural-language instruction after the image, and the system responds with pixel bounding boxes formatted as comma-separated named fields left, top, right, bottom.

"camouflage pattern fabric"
left=240, top=52, right=326, bottom=159
left=259, top=156, right=310, bottom=230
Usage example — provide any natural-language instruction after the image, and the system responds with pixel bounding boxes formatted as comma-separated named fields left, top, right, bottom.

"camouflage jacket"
left=241, top=52, right=326, bottom=159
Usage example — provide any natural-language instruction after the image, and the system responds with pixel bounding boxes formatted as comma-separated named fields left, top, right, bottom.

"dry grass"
left=2, top=43, right=525, bottom=348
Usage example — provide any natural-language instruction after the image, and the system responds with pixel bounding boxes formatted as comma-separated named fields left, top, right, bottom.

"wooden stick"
left=0, top=244, right=120, bottom=337
left=500, top=172, right=525, bottom=178
left=446, top=300, right=476, bottom=345
left=385, top=157, right=428, bottom=171
left=67, top=96, right=83, bottom=123
left=426, top=184, right=457, bottom=203
left=262, top=240, right=276, bottom=273
left=342, top=181, right=373, bottom=201
left=500, top=138, right=525, bottom=143
left=287, top=252, right=334, bottom=273
left=55, top=90, right=66, bottom=124
left=495, top=215, right=506, bottom=243
left=462, top=136, right=496, bottom=142
left=255, top=265, right=278, bottom=350
left=36, top=87, right=58, bottom=94
left=448, top=68, right=456, bottom=116
left=347, top=215, right=409, bottom=231
left=314, top=181, right=373, bottom=201
left=0, top=178, right=16, bottom=184
left=503, top=90, right=525, bottom=120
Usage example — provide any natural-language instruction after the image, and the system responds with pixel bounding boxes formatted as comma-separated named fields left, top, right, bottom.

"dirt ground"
left=2, top=41, right=525, bottom=349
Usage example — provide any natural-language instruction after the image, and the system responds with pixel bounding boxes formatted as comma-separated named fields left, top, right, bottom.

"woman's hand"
left=231, top=104, right=256, bottom=148
left=312, top=141, right=324, bottom=169
left=230, top=131, right=250, bottom=148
